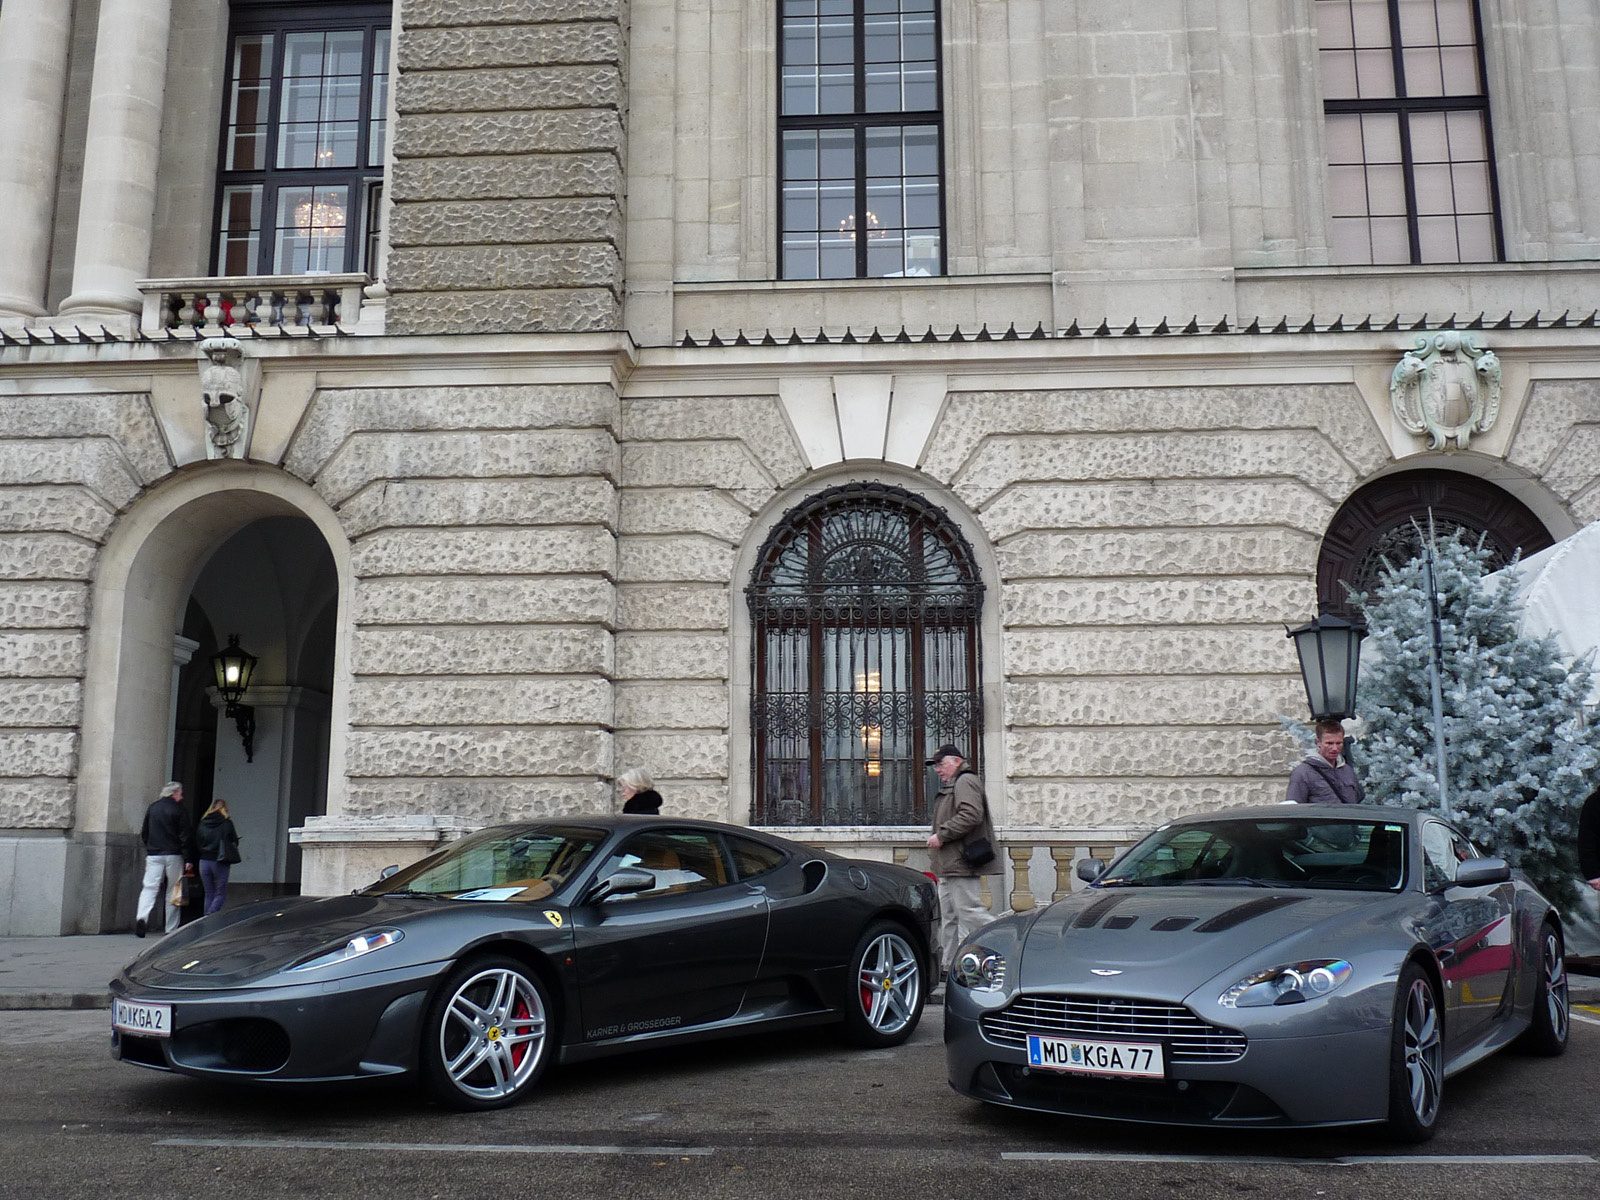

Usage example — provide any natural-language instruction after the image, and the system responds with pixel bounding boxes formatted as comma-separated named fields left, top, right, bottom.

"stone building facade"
left=0, top=0, right=1598, bottom=933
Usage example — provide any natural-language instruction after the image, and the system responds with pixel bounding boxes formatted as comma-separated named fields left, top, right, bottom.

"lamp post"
left=212, top=633, right=258, bottom=762
left=1286, top=612, right=1366, bottom=721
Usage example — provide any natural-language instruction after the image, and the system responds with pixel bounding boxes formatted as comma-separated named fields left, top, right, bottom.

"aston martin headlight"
left=1219, top=959, right=1352, bottom=1008
left=952, top=947, right=1007, bottom=991
left=288, top=929, right=404, bottom=972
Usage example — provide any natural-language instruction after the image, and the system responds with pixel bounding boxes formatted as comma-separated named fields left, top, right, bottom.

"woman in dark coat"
left=618, top=767, right=663, bottom=815
left=195, top=798, right=241, bottom=915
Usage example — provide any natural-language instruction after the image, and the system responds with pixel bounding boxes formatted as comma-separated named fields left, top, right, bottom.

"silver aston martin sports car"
left=111, top=816, right=935, bottom=1110
left=944, top=805, right=1569, bottom=1140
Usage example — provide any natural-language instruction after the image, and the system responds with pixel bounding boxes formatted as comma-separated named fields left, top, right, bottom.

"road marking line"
left=159, top=1138, right=713, bottom=1156
left=1002, top=1152, right=1595, bottom=1166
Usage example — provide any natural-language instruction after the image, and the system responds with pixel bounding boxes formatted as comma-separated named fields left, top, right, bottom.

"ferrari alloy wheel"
left=1516, top=924, right=1569, bottom=1056
left=1386, top=963, right=1442, bottom=1141
left=422, top=956, right=553, bottom=1110
left=841, top=922, right=924, bottom=1048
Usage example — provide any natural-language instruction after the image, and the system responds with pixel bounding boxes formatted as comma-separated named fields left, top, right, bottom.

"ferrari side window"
left=599, top=831, right=730, bottom=900
left=727, top=836, right=786, bottom=881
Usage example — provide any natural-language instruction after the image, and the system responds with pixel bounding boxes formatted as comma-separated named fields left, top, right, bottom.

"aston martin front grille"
left=980, top=994, right=1246, bottom=1063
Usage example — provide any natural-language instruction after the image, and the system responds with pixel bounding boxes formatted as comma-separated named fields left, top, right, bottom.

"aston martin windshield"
left=364, top=825, right=608, bottom=902
left=1101, top=817, right=1409, bottom=891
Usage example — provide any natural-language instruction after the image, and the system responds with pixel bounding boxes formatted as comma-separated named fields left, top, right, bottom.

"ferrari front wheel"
left=1386, top=962, right=1443, bottom=1142
left=840, top=921, right=924, bottom=1048
left=422, top=956, right=553, bottom=1110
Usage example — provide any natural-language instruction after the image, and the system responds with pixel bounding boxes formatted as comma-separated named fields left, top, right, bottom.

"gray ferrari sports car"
left=111, top=816, right=936, bottom=1109
left=944, top=805, right=1569, bottom=1140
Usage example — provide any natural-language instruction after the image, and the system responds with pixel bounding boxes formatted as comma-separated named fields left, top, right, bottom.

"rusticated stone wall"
left=286, top=381, right=621, bottom=822
left=386, top=0, right=628, bottom=334
left=923, top=382, right=1392, bottom=829
left=0, top=392, right=172, bottom=829
left=615, top=393, right=810, bottom=819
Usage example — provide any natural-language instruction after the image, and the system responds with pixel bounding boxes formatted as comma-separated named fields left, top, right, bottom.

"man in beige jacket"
left=925, top=744, right=1001, bottom=974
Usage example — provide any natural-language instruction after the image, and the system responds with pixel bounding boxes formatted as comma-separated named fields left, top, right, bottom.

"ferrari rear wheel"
left=1386, top=962, right=1443, bottom=1142
left=422, top=956, right=553, bottom=1110
left=840, top=921, right=924, bottom=1048
left=1516, top=923, right=1569, bottom=1056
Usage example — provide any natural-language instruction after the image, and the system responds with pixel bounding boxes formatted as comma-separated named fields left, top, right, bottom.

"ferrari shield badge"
left=543, top=910, right=563, bottom=928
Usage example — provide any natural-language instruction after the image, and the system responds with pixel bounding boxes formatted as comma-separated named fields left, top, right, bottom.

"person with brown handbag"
left=924, top=745, right=1001, bottom=976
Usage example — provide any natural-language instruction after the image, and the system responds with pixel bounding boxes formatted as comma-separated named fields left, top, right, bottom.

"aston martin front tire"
left=839, top=921, right=925, bottom=1048
left=421, top=955, right=554, bottom=1110
left=1515, top=923, right=1569, bottom=1056
left=1386, top=962, right=1443, bottom=1142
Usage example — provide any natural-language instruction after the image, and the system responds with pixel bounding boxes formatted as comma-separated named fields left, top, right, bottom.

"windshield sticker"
left=452, top=887, right=524, bottom=902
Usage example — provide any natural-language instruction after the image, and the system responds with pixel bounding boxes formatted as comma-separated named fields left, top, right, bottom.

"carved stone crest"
left=198, top=336, right=253, bottom=460
left=1389, top=331, right=1501, bottom=452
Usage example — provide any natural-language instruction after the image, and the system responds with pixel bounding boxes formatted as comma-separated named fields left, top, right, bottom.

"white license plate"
left=1027, top=1034, right=1164, bottom=1078
left=112, top=998, right=171, bottom=1038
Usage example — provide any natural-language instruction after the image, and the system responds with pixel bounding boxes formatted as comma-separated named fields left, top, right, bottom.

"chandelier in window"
left=292, top=194, right=346, bottom=233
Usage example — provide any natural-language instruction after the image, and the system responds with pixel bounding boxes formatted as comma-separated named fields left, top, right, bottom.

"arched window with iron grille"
left=747, top=482, right=984, bottom=826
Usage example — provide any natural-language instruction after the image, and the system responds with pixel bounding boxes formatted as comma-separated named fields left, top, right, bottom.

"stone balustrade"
left=139, top=275, right=374, bottom=336
left=784, top=825, right=1152, bottom=914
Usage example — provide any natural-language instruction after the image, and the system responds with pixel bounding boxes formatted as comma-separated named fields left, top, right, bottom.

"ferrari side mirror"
left=584, top=867, right=655, bottom=905
left=1076, top=858, right=1107, bottom=883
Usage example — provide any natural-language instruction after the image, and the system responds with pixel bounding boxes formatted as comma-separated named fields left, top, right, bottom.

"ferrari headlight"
left=953, top=947, right=1007, bottom=991
left=289, top=929, right=404, bottom=972
left=1219, top=959, right=1351, bottom=1008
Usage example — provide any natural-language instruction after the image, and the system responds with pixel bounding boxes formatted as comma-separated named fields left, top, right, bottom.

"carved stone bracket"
left=197, top=336, right=256, bottom=460
left=1389, top=331, right=1501, bottom=452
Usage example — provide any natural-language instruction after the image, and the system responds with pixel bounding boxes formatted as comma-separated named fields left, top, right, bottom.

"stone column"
left=57, top=0, right=174, bottom=326
left=0, top=0, right=75, bottom=318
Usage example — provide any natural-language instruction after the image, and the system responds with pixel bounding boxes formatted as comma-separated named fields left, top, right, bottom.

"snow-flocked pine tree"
left=1352, top=529, right=1599, bottom=916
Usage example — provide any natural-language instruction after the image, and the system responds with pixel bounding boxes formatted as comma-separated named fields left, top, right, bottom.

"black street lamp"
left=212, top=634, right=258, bottom=762
left=1286, top=613, right=1366, bottom=721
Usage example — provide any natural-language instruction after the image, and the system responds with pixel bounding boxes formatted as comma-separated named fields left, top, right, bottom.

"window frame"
left=1318, top=0, right=1505, bottom=264
left=776, top=0, right=948, bottom=280
left=747, top=482, right=984, bottom=827
left=212, top=0, right=392, bottom=278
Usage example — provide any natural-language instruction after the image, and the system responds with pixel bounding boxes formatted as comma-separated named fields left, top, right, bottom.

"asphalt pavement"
left=3, top=932, right=1599, bottom=1012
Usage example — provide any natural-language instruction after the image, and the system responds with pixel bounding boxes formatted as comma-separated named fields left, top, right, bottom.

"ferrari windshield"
left=365, top=825, right=607, bottom=902
left=1101, top=817, right=1409, bottom=891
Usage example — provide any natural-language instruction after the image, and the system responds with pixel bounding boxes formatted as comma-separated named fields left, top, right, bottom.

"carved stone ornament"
left=198, top=336, right=252, bottom=460
left=1389, top=331, right=1501, bottom=452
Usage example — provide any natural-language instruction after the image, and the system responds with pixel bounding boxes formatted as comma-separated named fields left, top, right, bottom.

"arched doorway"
left=75, top=465, right=350, bottom=932
left=1317, top=469, right=1554, bottom=616
left=746, top=481, right=985, bottom=826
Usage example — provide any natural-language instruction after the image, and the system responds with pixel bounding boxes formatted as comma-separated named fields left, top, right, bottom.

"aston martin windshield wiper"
left=1186, top=877, right=1271, bottom=887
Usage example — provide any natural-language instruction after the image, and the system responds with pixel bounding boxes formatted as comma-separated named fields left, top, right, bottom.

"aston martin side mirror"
left=1453, top=857, right=1511, bottom=888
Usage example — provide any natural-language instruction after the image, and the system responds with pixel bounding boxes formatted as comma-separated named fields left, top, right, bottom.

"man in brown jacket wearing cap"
left=925, top=744, right=1001, bottom=975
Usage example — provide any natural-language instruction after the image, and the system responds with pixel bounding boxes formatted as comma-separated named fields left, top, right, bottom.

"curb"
left=0, top=991, right=110, bottom=1012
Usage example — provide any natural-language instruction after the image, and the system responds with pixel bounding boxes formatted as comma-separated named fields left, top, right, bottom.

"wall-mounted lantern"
left=212, top=633, right=258, bottom=762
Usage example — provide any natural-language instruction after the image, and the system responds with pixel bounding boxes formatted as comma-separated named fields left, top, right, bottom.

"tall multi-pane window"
left=1316, top=0, right=1501, bottom=264
left=215, top=2, right=391, bottom=276
left=778, top=0, right=944, bottom=279
left=748, top=484, right=983, bottom=826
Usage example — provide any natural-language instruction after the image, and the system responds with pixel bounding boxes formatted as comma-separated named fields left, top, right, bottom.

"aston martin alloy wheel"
left=422, top=956, right=553, bottom=1110
left=842, top=922, right=924, bottom=1047
left=1517, top=924, right=1570, bottom=1056
left=1387, top=963, right=1443, bottom=1141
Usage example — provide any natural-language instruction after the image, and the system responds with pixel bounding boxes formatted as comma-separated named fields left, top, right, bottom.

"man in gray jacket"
left=925, top=745, right=1002, bottom=974
left=1286, top=721, right=1365, bottom=805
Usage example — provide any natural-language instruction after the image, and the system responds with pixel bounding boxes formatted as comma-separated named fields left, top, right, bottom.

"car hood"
left=121, top=894, right=443, bottom=988
left=1018, top=886, right=1393, bottom=998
